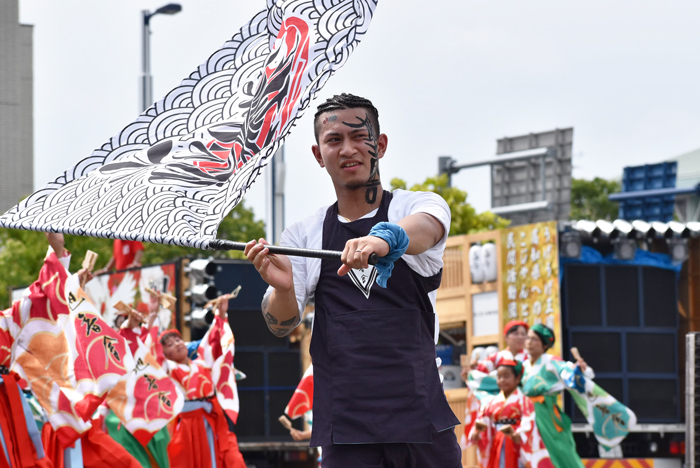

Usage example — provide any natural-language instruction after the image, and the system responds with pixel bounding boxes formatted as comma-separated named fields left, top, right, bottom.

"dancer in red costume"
left=159, top=297, right=245, bottom=468
left=462, top=321, right=531, bottom=463
left=7, top=233, right=142, bottom=468
left=470, top=359, right=552, bottom=468
left=475, top=321, right=529, bottom=373
left=0, top=308, right=52, bottom=468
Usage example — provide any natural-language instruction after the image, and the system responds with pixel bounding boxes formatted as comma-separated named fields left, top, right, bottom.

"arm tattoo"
left=261, top=294, right=300, bottom=337
left=280, top=316, right=299, bottom=327
left=263, top=311, right=278, bottom=325
left=342, top=112, right=380, bottom=204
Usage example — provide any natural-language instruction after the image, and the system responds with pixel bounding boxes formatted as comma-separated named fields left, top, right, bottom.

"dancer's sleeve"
left=517, top=396, right=535, bottom=444
left=469, top=402, right=490, bottom=441
left=23, top=249, right=72, bottom=325
left=476, top=353, right=496, bottom=373
left=197, top=316, right=233, bottom=367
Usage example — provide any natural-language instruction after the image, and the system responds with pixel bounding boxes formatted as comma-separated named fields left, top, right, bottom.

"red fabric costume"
left=0, top=301, right=50, bottom=468
left=161, top=321, right=245, bottom=468
left=0, top=373, right=52, bottom=468
left=41, top=423, right=142, bottom=468
left=113, top=240, right=144, bottom=271
left=471, top=387, right=536, bottom=468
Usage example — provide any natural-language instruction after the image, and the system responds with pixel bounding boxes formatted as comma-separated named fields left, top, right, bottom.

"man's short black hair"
left=313, top=93, right=380, bottom=143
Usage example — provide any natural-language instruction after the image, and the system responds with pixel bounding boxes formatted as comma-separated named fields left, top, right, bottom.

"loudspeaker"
left=565, top=265, right=601, bottom=326
left=564, top=263, right=679, bottom=423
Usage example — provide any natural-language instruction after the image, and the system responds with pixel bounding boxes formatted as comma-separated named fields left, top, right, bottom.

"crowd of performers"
left=0, top=236, right=637, bottom=468
left=462, top=321, right=637, bottom=468
left=0, top=232, right=246, bottom=468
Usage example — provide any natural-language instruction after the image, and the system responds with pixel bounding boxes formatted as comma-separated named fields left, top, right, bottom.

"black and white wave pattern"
left=0, top=0, right=378, bottom=249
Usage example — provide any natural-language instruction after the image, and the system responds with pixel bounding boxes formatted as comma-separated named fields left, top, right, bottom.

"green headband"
left=531, top=323, right=555, bottom=350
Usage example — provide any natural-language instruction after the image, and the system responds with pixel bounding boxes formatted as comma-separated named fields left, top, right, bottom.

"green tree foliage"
left=0, top=228, right=59, bottom=310
left=570, top=177, right=621, bottom=221
left=0, top=201, right=265, bottom=308
left=390, top=174, right=510, bottom=236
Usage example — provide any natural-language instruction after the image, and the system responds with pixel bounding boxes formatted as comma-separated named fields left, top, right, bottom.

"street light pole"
left=141, top=10, right=152, bottom=112
left=140, top=4, right=182, bottom=112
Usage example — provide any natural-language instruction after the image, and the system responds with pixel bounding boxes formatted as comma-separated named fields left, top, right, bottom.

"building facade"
left=0, top=0, right=33, bottom=213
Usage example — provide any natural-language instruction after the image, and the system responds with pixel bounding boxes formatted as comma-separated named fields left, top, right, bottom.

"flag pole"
left=207, top=239, right=379, bottom=265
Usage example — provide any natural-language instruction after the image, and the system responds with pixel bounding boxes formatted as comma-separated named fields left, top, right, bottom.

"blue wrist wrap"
left=368, top=222, right=409, bottom=288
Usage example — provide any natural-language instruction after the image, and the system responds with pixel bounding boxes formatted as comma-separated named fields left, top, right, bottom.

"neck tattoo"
left=342, top=112, right=380, bottom=204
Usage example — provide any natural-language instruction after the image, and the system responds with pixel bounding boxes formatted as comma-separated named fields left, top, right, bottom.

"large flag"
left=0, top=0, right=378, bottom=248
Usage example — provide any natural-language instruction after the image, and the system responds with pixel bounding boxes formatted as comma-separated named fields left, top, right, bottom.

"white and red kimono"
left=464, top=349, right=529, bottom=459
left=159, top=317, right=245, bottom=468
left=12, top=248, right=178, bottom=468
left=471, top=388, right=534, bottom=468
left=0, top=305, right=53, bottom=468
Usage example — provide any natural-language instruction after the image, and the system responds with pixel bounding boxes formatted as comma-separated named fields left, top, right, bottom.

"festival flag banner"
left=549, top=359, right=637, bottom=448
left=0, top=0, right=378, bottom=248
left=12, top=273, right=134, bottom=447
left=106, top=337, right=185, bottom=447
left=500, top=221, right=562, bottom=357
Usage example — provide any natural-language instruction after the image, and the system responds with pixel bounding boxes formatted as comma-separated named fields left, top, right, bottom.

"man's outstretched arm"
left=338, top=212, right=445, bottom=275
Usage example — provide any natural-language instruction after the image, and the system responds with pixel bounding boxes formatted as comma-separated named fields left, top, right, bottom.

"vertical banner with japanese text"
left=501, top=221, right=561, bottom=357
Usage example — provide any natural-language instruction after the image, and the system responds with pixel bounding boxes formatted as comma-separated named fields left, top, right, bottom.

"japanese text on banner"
left=501, top=221, right=561, bottom=357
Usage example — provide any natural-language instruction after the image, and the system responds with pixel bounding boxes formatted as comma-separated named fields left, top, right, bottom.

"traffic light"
left=186, top=259, right=217, bottom=304
left=185, top=258, right=218, bottom=338
left=186, top=306, right=215, bottom=330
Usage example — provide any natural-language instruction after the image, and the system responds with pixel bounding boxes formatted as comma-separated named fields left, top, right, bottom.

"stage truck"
left=433, top=220, right=696, bottom=468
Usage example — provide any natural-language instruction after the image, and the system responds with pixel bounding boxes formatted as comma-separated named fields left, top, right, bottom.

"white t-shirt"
left=263, top=189, right=451, bottom=343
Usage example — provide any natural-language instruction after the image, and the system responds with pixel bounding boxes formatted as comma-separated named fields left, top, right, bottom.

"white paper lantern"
left=471, top=346, right=485, bottom=363
left=484, top=345, right=499, bottom=359
left=469, top=244, right=485, bottom=284
left=482, top=242, right=498, bottom=282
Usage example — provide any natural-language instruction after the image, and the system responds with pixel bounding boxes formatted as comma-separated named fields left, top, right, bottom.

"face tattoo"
left=341, top=112, right=380, bottom=204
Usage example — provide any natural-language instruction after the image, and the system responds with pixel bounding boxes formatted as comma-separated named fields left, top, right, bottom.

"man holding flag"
left=246, top=93, right=462, bottom=468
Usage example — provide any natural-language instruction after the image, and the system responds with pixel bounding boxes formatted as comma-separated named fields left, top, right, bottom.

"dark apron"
left=309, top=191, right=459, bottom=446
